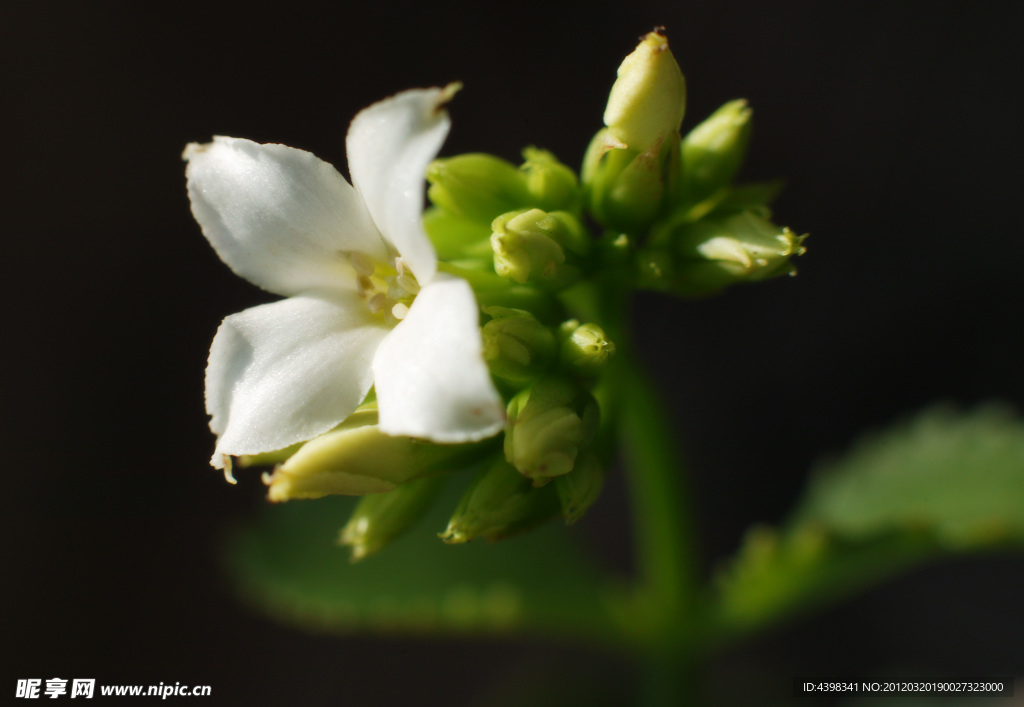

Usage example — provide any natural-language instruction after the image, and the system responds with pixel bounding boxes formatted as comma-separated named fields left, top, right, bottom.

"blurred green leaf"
left=225, top=481, right=617, bottom=641
left=711, top=405, right=1024, bottom=637
left=794, top=404, right=1024, bottom=544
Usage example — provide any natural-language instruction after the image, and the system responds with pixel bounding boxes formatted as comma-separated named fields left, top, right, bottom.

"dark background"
left=3, top=1, right=1022, bottom=704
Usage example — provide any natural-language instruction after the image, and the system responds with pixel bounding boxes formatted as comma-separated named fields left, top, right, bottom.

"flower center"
left=348, top=252, right=420, bottom=325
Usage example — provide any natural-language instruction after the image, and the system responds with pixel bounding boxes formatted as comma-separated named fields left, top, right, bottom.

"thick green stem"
left=617, top=354, right=700, bottom=705
left=572, top=275, right=701, bottom=703
left=617, top=355, right=698, bottom=630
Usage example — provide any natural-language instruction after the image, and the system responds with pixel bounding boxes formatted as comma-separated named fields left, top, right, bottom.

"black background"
left=3, top=1, right=1022, bottom=704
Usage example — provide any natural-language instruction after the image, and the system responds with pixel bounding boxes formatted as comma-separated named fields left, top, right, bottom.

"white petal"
left=185, top=137, right=388, bottom=297
left=373, top=274, right=505, bottom=442
left=346, top=87, right=453, bottom=284
left=205, top=292, right=389, bottom=467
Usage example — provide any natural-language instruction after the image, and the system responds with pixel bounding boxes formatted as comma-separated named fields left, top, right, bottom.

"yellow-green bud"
left=340, top=476, right=447, bottom=561
left=491, top=208, right=588, bottom=289
left=427, top=153, right=532, bottom=224
left=679, top=99, right=752, bottom=207
left=603, top=30, right=687, bottom=153
left=440, top=458, right=558, bottom=544
left=520, top=147, right=580, bottom=213
left=482, top=307, right=558, bottom=385
left=558, top=320, right=615, bottom=377
left=554, top=452, right=605, bottom=525
left=264, top=410, right=495, bottom=501
left=504, top=377, right=599, bottom=485
left=671, top=210, right=807, bottom=296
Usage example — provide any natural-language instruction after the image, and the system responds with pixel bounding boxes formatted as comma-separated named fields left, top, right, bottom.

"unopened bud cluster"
left=582, top=30, right=806, bottom=297
left=236, top=29, right=805, bottom=559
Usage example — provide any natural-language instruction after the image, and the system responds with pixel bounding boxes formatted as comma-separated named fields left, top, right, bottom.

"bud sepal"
left=504, top=377, right=600, bottom=485
left=264, top=410, right=498, bottom=501
left=339, top=475, right=448, bottom=561
left=491, top=208, right=589, bottom=290
left=558, top=320, right=616, bottom=378
left=440, top=458, right=558, bottom=543
left=677, top=99, right=753, bottom=208
left=482, top=306, right=558, bottom=385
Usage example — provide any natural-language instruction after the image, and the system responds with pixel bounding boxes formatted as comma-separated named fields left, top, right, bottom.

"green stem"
left=617, top=354, right=700, bottom=705
left=617, top=355, right=698, bottom=630
left=575, top=275, right=701, bottom=703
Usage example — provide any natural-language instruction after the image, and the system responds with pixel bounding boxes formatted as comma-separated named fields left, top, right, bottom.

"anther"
left=368, top=293, right=389, bottom=314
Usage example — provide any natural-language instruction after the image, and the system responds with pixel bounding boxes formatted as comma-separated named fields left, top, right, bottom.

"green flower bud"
left=482, top=307, right=558, bottom=385
left=504, top=377, right=600, bottom=485
left=670, top=210, right=807, bottom=297
left=491, top=208, right=588, bottom=289
left=582, top=128, right=683, bottom=233
left=265, top=410, right=495, bottom=501
left=554, top=452, right=605, bottom=525
left=423, top=207, right=493, bottom=261
left=604, top=144, right=671, bottom=233
left=678, top=99, right=752, bottom=207
left=520, top=147, right=580, bottom=212
left=440, top=458, right=558, bottom=544
left=427, top=153, right=532, bottom=224
left=558, top=320, right=615, bottom=377
left=340, top=475, right=447, bottom=561
left=603, top=30, right=686, bottom=153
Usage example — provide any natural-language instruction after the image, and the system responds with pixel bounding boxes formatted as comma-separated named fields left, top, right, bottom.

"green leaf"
left=711, top=405, right=1024, bottom=638
left=224, top=481, right=617, bottom=641
left=793, top=405, right=1024, bottom=544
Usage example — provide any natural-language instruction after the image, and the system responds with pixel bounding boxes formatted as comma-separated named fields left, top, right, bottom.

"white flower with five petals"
left=185, top=87, right=505, bottom=472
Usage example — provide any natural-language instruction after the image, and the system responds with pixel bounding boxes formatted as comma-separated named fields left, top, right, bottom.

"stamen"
left=392, top=302, right=410, bottom=320
left=396, top=273, right=420, bottom=296
left=367, top=293, right=389, bottom=314
left=349, top=252, right=376, bottom=277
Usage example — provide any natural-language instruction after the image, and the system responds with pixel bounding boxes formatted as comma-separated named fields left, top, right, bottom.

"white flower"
left=184, top=87, right=505, bottom=472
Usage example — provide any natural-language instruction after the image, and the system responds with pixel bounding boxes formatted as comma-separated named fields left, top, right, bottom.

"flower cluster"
left=186, top=31, right=804, bottom=559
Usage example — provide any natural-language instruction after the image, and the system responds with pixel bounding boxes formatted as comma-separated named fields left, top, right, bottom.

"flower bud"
left=264, top=410, right=496, bottom=501
left=554, top=452, right=605, bottom=525
left=427, top=153, right=532, bottom=224
left=440, top=458, right=558, bottom=544
left=591, top=141, right=672, bottom=234
left=558, top=320, right=616, bottom=377
left=603, top=30, right=687, bottom=153
left=482, top=307, right=558, bottom=385
left=422, top=207, right=493, bottom=261
left=340, top=476, right=447, bottom=561
left=504, top=377, right=600, bottom=485
left=491, top=208, right=588, bottom=289
left=678, top=99, right=752, bottom=207
left=520, top=147, right=580, bottom=212
left=670, top=210, right=807, bottom=297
